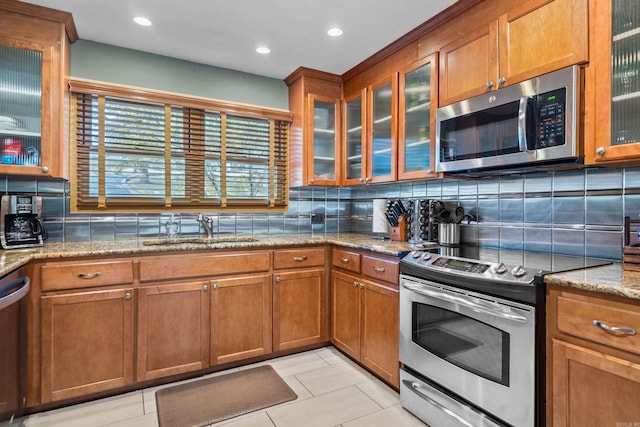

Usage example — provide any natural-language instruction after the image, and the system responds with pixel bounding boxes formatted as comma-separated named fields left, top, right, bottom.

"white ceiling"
left=23, top=0, right=458, bottom=80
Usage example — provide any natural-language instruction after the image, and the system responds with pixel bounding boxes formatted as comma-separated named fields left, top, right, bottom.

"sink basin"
left=142, top=236, right=259, bottom=246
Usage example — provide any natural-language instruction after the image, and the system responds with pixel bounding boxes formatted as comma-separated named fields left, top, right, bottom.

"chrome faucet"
left=197, top=214, right=215, bottom=239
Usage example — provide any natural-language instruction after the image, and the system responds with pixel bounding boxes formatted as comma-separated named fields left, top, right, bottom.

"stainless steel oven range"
left=399, top=247, right=610, bottom=427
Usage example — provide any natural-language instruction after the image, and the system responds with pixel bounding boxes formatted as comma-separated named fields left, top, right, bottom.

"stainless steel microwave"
left=435, top=66, right=580, bottom=173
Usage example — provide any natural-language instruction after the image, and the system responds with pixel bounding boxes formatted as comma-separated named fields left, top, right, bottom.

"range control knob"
left=511, top=265, right=527, bottom=277
left=421, top=253, right=432, bottom=261
left=411, top=251, right=421, bottom=259
left=494, top=262, right=507, bottom=274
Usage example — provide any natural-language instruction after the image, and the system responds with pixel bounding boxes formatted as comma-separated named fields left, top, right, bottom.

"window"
left=69, top=79, right=290, bottom=212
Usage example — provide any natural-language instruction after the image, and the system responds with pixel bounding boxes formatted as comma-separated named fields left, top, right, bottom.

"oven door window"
left=412, top=302, right=509, bottom=386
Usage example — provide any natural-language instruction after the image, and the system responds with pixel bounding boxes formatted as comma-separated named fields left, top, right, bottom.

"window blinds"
left=69, top=80, right=290, bottom=212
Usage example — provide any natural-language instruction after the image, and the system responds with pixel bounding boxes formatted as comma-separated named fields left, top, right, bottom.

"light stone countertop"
left=4, top=234, right=638, bottom=301
left=544, top=262, right=640, bottom=301
left=0, top=233, right=433, bottom=278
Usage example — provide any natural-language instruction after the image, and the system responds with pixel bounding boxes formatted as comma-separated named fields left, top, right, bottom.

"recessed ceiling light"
left=256, top=46, right=271, bottom=55
left=134, top=16, right=152, bottom=26
left=328, top=27, right=343, bottom=37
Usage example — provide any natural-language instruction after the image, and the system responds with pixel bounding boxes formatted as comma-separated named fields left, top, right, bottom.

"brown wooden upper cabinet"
left=285, top=68, right=342, bottom=186
left=0, top=2, right=77, bottom=178
left=586, top=0, right=640, bottom=164
left=398, top=54, right=440, bottom=180
left=439, top=0, right=588, bottom=106
left=343, top=89, right=367, bottom=186
left=343, top=75, right=398, bottom=185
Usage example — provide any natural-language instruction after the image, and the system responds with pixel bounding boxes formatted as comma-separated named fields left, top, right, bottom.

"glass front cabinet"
left=588, top=0, right=640, bottom=164
left=342, top=76, right=398, bottom=186
left=308, top=95, right=340, bottom=185
left=285, top=68, right=342, bottom=186
left=367, top=76, right=398, bottom=184
left=0, top=4, right=76, bottom=178
left=343, top=89, right=367, bottom=185
left=398, top=54, right=439, bottom=180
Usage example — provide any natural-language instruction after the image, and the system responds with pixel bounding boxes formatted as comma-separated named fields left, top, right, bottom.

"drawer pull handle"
left=372, top=266, right=385, bottom=272
left=340, top=258, right=349, bottom=263
left=77, top=272, right=101, bottom=279
left=293, top=256, right=308, bottom=261
left=593, top=320, right=636, bottom=336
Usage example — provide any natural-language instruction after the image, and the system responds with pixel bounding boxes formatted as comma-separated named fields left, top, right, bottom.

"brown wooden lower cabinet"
left=136, top=281, right=210, bottom=382
left=331, top=270, right=399, bottom=388
left=552, top=339, right=640, bottom=426
left=331, top=270, right=362, bottom=359
left=273, top=268, right=328, bottom=351
left=548, top=286, right=640, bottom=426
left=210, top=274, right=272, bottom=365
left=40, top=288, right=135, bottom=403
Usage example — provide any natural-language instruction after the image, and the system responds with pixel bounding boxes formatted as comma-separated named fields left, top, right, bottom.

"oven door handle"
left=402, top=282, right=528, bottom=323
left=404, top=379, right=475, bottom=427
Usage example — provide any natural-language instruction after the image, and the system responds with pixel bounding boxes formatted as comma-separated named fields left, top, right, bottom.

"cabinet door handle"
left=212, top=283, right=218, bottom=289
left=359, top=282, right=364, bottom=289
left=276, top=276, right=281, bottom=283
left=595, top=147, right=606, bottom=156
left=124, top=292, right=132, bottom=300
left=487, top=81, right=494, bottom=89
left=593, top=320, right=636, bottom=336
left=353, top=280, right=358, bottom=287
left=77, top=272, right=101, bottom=279
left=340, top=258, right=349, bottom=263
left=372, top=266, right=385, bottom=273
left=41, top=166, right=49, bottom=173
left=293, top=256, right=308, bottom=261
left=498, top=77, right=506, bottom=85
left=203, top=284, right=209, bottom=292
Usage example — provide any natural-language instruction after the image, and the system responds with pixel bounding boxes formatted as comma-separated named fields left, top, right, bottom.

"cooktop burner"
left=400, top=246, right=612, bottom=305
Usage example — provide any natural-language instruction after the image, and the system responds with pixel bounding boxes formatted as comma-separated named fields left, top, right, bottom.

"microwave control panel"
left=536, top=88, right=566, bottom=149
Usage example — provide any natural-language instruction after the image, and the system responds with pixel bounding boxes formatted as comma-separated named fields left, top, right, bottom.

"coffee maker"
left=0, top=195, right=48, bottom=249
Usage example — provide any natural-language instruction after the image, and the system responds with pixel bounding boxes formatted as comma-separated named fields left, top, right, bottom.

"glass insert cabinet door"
left=343, top=90, right=366, bottom=184
left=611, top=0, right=640, bottom=148
left=309, top=95, right=339, bottom=184
left=399, top=55, right=438, bottom=180
left=367, top=77, right=397, bottom=183
left=0, top=44, right=42, bottom=168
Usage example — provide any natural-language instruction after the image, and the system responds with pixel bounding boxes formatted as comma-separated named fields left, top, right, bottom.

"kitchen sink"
left=141, top=236, right=259, bottom=246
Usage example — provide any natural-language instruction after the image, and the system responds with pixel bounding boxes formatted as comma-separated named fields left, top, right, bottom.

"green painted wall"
left=70, top=40, right=289, bottom=110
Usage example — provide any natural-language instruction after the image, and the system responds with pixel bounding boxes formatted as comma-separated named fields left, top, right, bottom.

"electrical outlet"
left=310, top=213, right=325, bottom=224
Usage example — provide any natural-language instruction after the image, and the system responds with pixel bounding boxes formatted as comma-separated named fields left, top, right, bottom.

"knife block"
left=623, top=216, right=640, bottom=271
left=389, top=215, right=409, bottom=242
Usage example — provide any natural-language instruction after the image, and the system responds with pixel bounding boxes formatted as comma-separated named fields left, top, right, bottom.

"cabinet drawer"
left=139, top=251, right=271, bottom=282
left=274, top=247, right=325, bottom=269
left=332, top=248, right=361, bottom=273
left=362, top=255, right=399, bottom=285
left=557, top=294, right=640, bottom=356
left=40, top=260, right=134, bottom=291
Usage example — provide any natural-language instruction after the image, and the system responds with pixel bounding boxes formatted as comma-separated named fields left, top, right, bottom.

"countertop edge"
left=0, top=233, right=421, bottom=278
left=544, top=263, right=640, bottom=301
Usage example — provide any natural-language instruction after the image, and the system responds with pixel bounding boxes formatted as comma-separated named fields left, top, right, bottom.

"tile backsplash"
left=6, top=166, right=638, bottom=260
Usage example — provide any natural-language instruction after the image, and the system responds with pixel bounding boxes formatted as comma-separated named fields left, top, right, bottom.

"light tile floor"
left=2, top=346, right=428, bottom=427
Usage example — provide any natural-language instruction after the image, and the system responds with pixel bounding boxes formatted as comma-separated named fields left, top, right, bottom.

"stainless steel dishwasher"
left=0, top=269, right=29, bottom=422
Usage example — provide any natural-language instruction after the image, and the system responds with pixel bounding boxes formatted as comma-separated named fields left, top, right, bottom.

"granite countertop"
left=5, top=234, right=638, bottom=301
left=544, top=263, right=640, bottom=301
left=0, top=233, right=432, bottom=278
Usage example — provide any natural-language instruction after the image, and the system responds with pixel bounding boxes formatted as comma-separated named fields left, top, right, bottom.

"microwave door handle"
left=517, top=96, right=534, bottom=153
left=402, top=282, right=528, bottom=323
